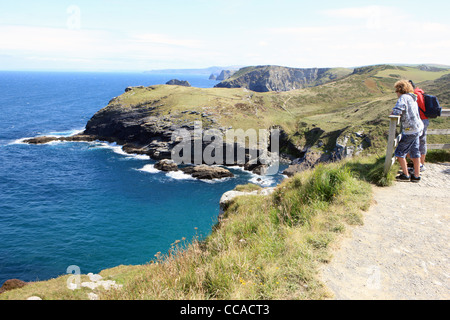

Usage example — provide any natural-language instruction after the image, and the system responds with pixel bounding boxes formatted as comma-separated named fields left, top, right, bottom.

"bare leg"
left=412, top=157, right=421, bottom=178
left=421, top=154, right=426, bottom=166
left=397, top=157, right=409, bottom=176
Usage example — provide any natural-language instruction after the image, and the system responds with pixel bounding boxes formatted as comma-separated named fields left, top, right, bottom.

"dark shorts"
left=395, top=133, right=420, bottom=159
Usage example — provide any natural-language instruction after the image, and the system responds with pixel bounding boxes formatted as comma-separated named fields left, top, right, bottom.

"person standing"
left=409, top=80, right=428, bottom=171
left=391, top=80, right=424, bottom=182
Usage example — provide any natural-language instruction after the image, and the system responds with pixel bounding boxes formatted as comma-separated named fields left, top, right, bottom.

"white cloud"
left=130, top=33, right=203, bottom=48
left=0, top=25, right=209, bottom=70
left=259, top=5, right=450, bottom=67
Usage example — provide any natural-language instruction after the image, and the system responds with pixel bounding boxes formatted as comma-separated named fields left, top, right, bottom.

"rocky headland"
left=215, top=65, right=352, bottom=92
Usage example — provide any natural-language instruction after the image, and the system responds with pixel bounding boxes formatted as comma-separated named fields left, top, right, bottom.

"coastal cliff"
left=215, top=65, right=352, bottom=92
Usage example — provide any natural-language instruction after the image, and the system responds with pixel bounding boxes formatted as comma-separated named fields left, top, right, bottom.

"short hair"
left=394, top=80, right=414, bottom=94
left=409, top=80, right=416, bottom=89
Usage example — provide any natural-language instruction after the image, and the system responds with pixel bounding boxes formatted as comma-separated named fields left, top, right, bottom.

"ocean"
left=0, top=71, right=286, bottom=284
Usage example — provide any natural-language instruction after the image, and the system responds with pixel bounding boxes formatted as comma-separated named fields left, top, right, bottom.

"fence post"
left=384, top=115, right=401, bottom=174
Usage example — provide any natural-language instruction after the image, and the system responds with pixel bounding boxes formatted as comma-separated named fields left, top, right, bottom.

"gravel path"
left=321, top=162, right=450, bottom=300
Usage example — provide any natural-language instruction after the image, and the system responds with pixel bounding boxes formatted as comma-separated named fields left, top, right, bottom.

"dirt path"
left=321, top=162, right=450, bottom=300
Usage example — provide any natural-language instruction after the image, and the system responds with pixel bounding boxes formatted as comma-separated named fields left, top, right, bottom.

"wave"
left=90, top=142, right=150, bottom=160
left=137, top=164, right=160, bottom=174
left=200, top=176, right=233, bottom=184
left=249, top=174, right=275, bottom=187
left=165, top=170, right=196, bottom=181
left=47, top=128, right=85, bottom=137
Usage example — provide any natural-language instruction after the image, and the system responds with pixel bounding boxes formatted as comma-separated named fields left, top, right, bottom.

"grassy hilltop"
left=1, top=64, right=449, bottom=300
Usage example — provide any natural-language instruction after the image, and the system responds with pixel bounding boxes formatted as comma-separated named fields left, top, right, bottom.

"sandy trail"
left=321, top=162, right=450, bottom=300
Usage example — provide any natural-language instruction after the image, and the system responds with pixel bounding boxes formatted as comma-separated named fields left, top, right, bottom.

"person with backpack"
left=391, top=80, right=424, bottom=182
left=409, top=80, right=428, bottom=171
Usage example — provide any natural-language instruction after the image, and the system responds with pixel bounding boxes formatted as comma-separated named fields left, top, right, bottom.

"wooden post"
left=384, top=115, right=401, bottom=174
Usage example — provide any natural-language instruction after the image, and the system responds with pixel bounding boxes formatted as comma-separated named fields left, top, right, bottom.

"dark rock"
left=251, top=164, right=268, bottom=175
left=24, top=136, right=60, bottom=144
left=283, top=150, right=331, bottom=177
left=122, top=144, right=149, bottom=155
left=165, top=79, right=191, bottom=87
left=23, top=134, right=97, bottom=145
left=0, top=279, right=27, bottom=294
left=63, top=135, right=97, bottom=142
left=181, top=165, right=234, bottom=180
left=154, top=159, right=179, bottom=172
left=125, top=86, right=145, bottom=92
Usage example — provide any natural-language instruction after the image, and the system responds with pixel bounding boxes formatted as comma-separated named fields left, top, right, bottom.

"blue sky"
left=1, top=0, right=449, bottom=71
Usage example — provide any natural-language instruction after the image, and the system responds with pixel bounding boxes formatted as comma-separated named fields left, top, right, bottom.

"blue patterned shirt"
left=392, top=93, right=424, bottom=135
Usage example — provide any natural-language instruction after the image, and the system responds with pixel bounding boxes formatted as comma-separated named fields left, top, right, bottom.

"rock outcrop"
left=219, top=187, right=275, bottom=215
left=282, top=150, right=331, bottom=177
left=165, top=79, right=191, bottom=87
left=23, top=134, right=97, bottom=144
left=154, top=159, right=179, bottom=172
left=216, top=70, right=237, bottom=81
left=0, top=279, right=27, bottom=294
left=334, top=130, right=371, bottom=160
left=180, top=165, right=234, bottom=180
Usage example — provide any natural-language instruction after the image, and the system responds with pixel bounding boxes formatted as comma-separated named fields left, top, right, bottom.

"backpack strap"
left=418, top=105, right=426, bottom=114
left=417, top=90, right=426, bottom=115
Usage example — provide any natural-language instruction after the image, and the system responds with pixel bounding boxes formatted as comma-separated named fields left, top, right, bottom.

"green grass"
left=375, top=66, right=450, bottom=83
left=426, top=149, right=450, bottom=163
left=233, top=183, right=262, bottom=192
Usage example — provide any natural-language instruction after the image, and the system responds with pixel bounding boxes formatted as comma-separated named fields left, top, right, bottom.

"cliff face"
left=216, top=70, right=237, bottom=81
left=214, top=65, right=350, bottom=92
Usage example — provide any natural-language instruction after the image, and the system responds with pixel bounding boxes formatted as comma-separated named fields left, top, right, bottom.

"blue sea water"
left=0, top=71, right=286, bottom=285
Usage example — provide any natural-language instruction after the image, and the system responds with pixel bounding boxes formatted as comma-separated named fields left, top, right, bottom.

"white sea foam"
left=200, top=176, right=233, bottom=184
left=249, top=174, right=275, bottom=187
left=137, top=164, right=160, bottom=174
left=48, top=128, right=85, bottom=137
left=128, top=154, right=151, bottom=160
left=166, top=170, right=196, bottom=181
left=225, top=165, right=247, bottom=173
left=95, top=142, right=128, bottom=155
left=92, top=141, right=150, bottom=160
left=10, top=137, right=34, bottom=145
